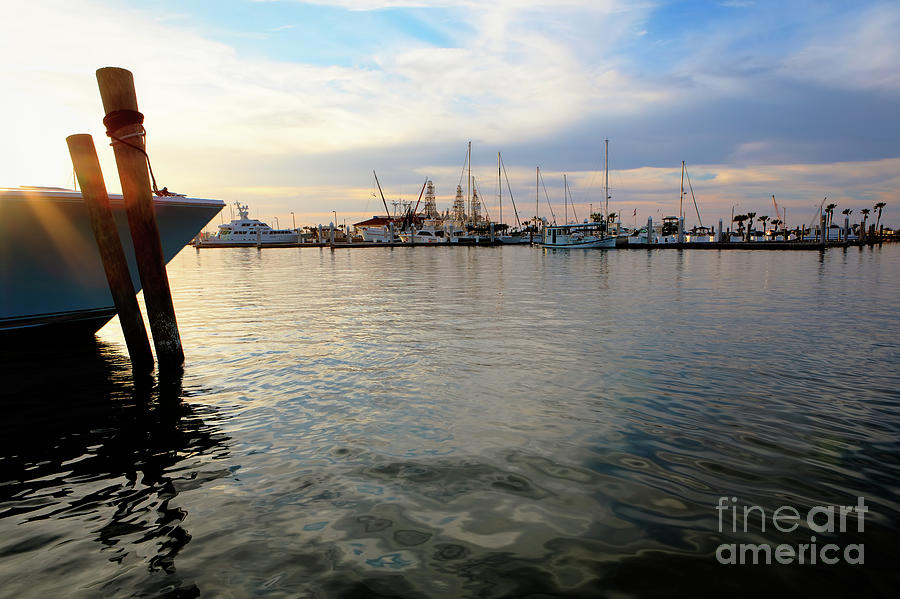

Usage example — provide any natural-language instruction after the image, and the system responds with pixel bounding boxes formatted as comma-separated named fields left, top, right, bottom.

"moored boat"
left=398, top=219, right=466, bottom=244
left=196, top=202, right=298, bottom=246
left=536, top=222, right=617, bottom=248
left=353, top=215, right=400, bottom=243
left=1, top=186, right=223, bottom=336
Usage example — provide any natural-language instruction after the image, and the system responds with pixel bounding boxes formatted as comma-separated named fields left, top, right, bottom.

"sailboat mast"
left=373, top=169, right=390, bottom=218
left=680, top=160, right=685, bottom=220
left=604, top=138, right=609, bottom=226
left=536, top=166, right=540, bottom=228
left=564, top=174, right=567, bottom=224
left=498, top=151, right=502, bottom=227
left=467, top=141, right=472, bottom=224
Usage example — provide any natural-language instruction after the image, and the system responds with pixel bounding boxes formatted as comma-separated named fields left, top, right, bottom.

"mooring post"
left=490, top=222, right=495, bottom=244
left=647, top=216, right=653, bottom=244
left=67, top=134, right=154, bottom=374
left=330, top=222, right=335, bottom=248
left=96, top=67, right=184, bottom=369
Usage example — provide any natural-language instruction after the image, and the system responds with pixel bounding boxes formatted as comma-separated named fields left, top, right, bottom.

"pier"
left=193, top=238, right=892, bottom=250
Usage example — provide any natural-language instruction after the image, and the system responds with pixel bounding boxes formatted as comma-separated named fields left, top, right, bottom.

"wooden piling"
left=96, top=67, right=184, bottom=369
left=67, top=134, right=154, bottom=374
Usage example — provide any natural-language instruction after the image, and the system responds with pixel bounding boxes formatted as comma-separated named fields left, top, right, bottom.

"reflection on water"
left=2, top=245, right=900, bottom=597
left=0, top=341, right=230, bottom=598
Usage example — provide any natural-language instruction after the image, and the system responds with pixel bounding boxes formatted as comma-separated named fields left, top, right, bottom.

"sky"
left=1, top=0, right=897, bottom=230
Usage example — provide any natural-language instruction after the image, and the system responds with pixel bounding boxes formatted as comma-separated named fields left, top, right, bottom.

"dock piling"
left=96, top=67, right=184, bottom=370
left=67, top=134, right=154, bottom=374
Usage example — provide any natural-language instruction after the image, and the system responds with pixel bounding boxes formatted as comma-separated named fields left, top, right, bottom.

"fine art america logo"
left=715, top=496, right=867, bottom=565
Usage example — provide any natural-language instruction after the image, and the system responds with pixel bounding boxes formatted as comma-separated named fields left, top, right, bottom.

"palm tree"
left=745, top=211, right=757, bottom=241
left=770, top=218, right=782, bottom=232
left=758, top=215, right=769, bottom=237
left=874, top=202, right=886, bottom=234
left=733, top=214, right=748, bottom=238
left=840, top=209, right=852, bottom=240
left=860, top=208, right=871, bottom=240
left=824, top=203, right=836, bottom=229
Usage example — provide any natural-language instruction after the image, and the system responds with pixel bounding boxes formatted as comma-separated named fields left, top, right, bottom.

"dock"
left=193, top=238, right=893, bottom=250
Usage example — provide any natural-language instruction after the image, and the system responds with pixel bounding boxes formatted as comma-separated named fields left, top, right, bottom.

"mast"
left=536, top=166, right=540, bottom=228
left=564, top=174, right=567, bottom=224
left=685, top=162, right=702, bottom=227
left=467, top=141, right=472, bottom=225
left=498, top=151, right=502, bottom=228
left=373, top=170, right=390, bottom=218
left=423, top=180, right=437, bottom=218
left=680, top=160, right=685, bottom=220
left=452, top=184, right=465, bottom=222
left=604, top=139, right=610, bottom=229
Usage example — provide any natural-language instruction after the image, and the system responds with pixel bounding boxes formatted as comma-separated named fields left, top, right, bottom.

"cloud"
left=0, top=0, right=660, bottom=181
left=1, top=0, right=897, bottom=228
left=780, top=4, right=900, bottom=91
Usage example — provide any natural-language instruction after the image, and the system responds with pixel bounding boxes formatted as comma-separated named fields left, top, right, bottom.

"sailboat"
left=535, top=139, right=616, bottom=249
left=679, top=161, right=714, bottom=242
left=496, top=151, right=530, bottom=244
left=354, top=171, right=402, bottom=243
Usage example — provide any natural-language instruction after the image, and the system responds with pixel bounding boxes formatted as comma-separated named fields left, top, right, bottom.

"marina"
left=5, top=0, right=900, bottom=594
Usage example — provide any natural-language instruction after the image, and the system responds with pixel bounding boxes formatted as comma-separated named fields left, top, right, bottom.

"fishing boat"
left=537, top=222, right=617, bottom=248
left=196, top=202, right=298, bottom=246
left=535, top=140, right=616, bottom=249
left=1, top=186, right=223, bottom=336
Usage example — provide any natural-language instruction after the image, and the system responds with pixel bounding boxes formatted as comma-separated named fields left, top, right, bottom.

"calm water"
left=2, top=245, right=899, bottom=598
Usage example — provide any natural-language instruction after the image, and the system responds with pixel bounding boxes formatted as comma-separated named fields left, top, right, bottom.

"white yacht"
left=197, top=202, right=299, bottom=246
left=1, top=186, right=223, bottom=336
left=625, top=227, right=652, bottom=246
left=398, top=219, right=466, bottom=244
left=353, top=216, right=400, bottom=243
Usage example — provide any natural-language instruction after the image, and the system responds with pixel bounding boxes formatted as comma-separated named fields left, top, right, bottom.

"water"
left=2, top=245, right=899, bottom=598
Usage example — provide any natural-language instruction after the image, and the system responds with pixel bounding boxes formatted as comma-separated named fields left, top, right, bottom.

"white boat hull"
left=358, top=226, right=397, bottom=243
left=197, top=233, right=299, bottom=246
left=496, top=235, right=531, bottom=244
left=537, top=237, right=617, bottom=249
left=1, top=188, right=223, bottom=335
